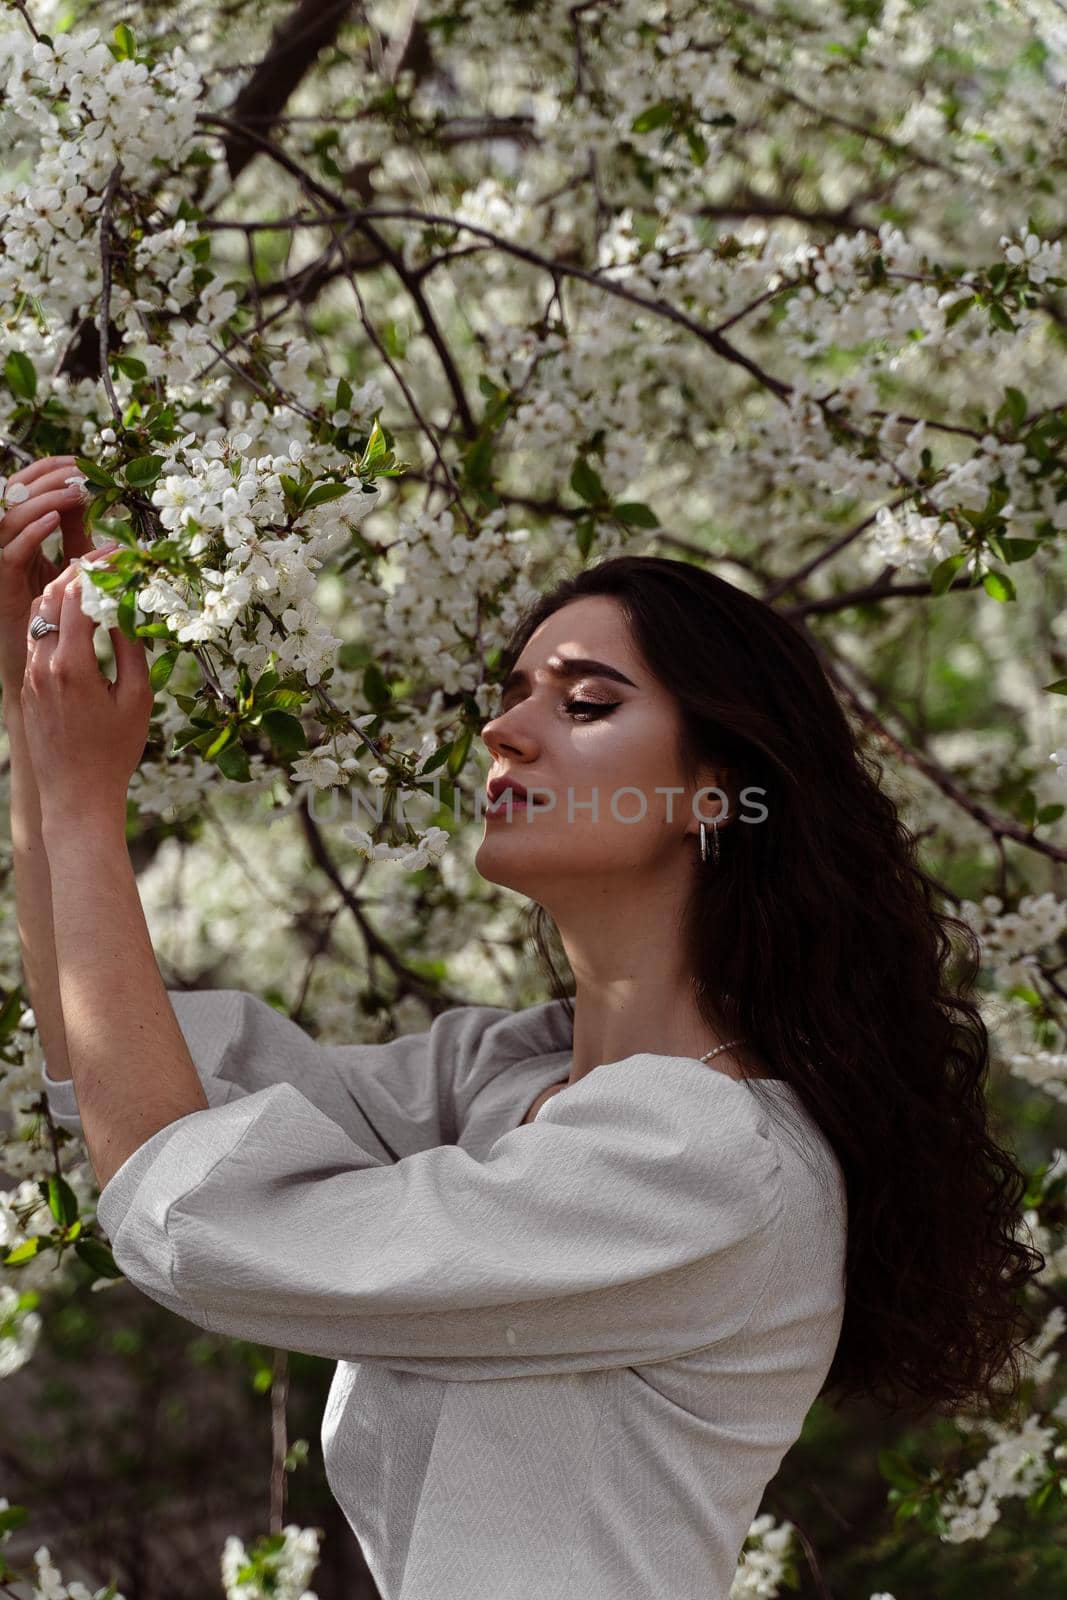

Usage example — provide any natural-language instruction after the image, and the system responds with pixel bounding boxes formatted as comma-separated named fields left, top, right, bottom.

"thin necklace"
left=698, top=1037, right=750, bottom=1063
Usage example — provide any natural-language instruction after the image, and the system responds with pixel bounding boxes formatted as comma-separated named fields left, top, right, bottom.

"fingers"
left=44, top=549, right=139, bottom=687
left=22, top=464, right=85, bottom=498
left=58, top=551, right=151, bottom=702
left=108, top=599, right=152, bottom=702
left=25, top=560, right=91, bottom=665
left=0, top=506, right=63, bottom=571
left=1, top=477, right=88, bottom=544
left=6, top=455, right=78, bottom=488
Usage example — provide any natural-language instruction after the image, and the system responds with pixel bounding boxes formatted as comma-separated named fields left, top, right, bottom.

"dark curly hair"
left=491, top=552, right=1045, bottom=1423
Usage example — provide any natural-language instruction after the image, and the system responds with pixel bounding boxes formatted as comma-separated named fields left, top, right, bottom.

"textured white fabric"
left=41, top=991, right=847, bottom=1600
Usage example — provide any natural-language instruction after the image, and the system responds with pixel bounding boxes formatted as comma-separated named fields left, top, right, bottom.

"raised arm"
left=92, top=1055, right=786, bottom=1381
left=3, top=691, right=72, bottom=1078
left=0, top=453, right=119, bottom=1083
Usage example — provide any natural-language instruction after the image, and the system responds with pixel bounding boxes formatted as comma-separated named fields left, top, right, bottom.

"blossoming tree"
left=2, top=0, right=1067, bottom=1594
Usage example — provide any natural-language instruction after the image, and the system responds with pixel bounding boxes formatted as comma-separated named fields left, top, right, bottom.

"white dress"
left=42, top=991, right=847, bottom=1600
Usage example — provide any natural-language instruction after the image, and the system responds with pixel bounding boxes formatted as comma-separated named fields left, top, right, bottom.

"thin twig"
left=98, top=163, right=126, bottom=426
left=809, top=630, right=1067, bottom=866
left=269, top=1347, right=289, bottom=1536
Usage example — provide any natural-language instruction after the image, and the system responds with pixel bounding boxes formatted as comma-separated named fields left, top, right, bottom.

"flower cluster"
left=958, top=893, right=1067, bottom=991
left=729, top=1513, right=797, bottom=1597
left=220, top=1524, right=321, bottom=1600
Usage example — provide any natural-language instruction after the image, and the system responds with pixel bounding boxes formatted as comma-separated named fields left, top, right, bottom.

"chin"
left=474, top=832, right=550, bottom=893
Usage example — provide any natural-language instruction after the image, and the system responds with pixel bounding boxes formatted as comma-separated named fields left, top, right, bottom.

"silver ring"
left=29, top=616, right=60, bottom=639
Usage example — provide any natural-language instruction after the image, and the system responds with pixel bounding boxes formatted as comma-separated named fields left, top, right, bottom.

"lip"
left=486, top=776, right=529, bottom=815
left=487, top=776, right=529, bottom=804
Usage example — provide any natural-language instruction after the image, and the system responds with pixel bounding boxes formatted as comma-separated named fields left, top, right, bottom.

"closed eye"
left=565, top=699, right=620, bottom=719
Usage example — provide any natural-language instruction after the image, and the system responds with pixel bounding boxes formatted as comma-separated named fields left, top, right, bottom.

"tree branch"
left=221, top=0, right=356, bottom=183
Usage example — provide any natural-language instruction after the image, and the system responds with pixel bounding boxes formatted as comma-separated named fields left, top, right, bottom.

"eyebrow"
left=500, top=656, right=639, bottom=699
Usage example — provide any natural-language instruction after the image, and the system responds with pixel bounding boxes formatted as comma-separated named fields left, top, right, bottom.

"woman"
left=2, top=454, right=1043, bottom=1599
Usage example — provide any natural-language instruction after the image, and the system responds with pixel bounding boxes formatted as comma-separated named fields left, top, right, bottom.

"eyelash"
left=565, top=697, right=620, bottom=720
left=497, top=695, right=620, bottom=721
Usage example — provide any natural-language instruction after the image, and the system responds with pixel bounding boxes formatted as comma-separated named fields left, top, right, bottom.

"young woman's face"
left=475, top=595, right=718, bottom=895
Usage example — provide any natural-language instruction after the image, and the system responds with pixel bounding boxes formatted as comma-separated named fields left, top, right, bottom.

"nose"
left=481, top=702, right=536, bottom=759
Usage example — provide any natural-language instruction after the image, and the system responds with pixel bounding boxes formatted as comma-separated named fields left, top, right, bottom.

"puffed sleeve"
left=93, top=1056, right=784, bottom=1380
left=41, top=990, right=526, bottom=1160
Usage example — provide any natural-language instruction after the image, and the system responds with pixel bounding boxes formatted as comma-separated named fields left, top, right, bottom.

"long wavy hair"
left=491, top=553, right=1045, bottom=1422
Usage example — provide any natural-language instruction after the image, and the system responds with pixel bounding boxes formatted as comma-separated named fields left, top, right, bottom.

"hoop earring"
left=699, top=818, right=720, bottom=867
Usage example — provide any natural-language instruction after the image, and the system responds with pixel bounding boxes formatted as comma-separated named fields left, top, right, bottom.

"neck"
left=563, top=983, right=733, bottom=1083
left=540, top=872, right=729, bottom=1083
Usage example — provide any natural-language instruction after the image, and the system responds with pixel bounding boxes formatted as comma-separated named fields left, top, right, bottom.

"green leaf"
left=1038, top=803, right=1065, bottom=825
left=575, top=516, right=595, bottom=559
left=338, top=641, right=370, bottom=673
left=256, top=688, right=307, bottom=711
left=4, top=351, right=37, bottom=400
left=929, top=551, right=969, bottom=595
left=303, top=480, right=352, bottom=511
left=74, top=1236, right=124, bottom=1279
left=113, top=22, right=136, bottom=58
left=254, top=668, right=280, bottom=699
left=632, top=101, right=675, bottom=134
left=279, top=473, right=305, bottom=513
left=0, top=989, right=23, bottom=1038
left=3, top=1237, right=41, bottom=1266
left=146, top=539, right=187, bottom=564
left=1028, top=1475, right=1060, bottom=1514
left=878, top=1449, right=924, bottom=1491
left=363, top=661, right=391, bottom=708
left=260, top=710, right=307, bottom=757
left=0, top=1505, right=29, bottom=1536
left=85, top=565, right=129, bottom=595
left=943, top=295, right=974, bottom=327
left=446, top=726, right=472, bottom=778
left=571, top=457, right=606, bottom=505
left=360, top=418, right=391, bottom=475
left=419, top=742, right=453, bottom=775
left=216, top=741, right=252, bottom=781
left=1002, top=386, right=1028, bottom=428
left=462, top=433, right=493, bottom=489
left=982, top=569, right=1016, bottom=601
left=998, top=537, right=1039, bottom=561
left=124, top=455, right=165, bottom=488
left=1019, top=790, right=1038, bottom=828
left=74, top=456, right=118, bottom=489
left=46, top=1175, right=79, bottom=1227
left=614, top=501, right=660, bottom=528
left=116, top=587, right=140, bottom=642
left=113, top=354, right=148, bottom=381
left=205, top=724, right=236, bottom=760
left=172, top=723, right=215, bottom=753
left=685, top=126, right=708, bottom=164
left=335, top=376, right=353, bottom=413
left=1042, top=679, right=1067, bottom=694
left=380, top=321, right=406, bottom=361
left=989, top=302, right=1017, bottom=332
left=149, top=648, right=179, bottom=691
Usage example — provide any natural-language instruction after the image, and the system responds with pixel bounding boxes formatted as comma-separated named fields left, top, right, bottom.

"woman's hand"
left=0, top=454, right=97, bottom=695
left=20, top=552, right=154, bottom=832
